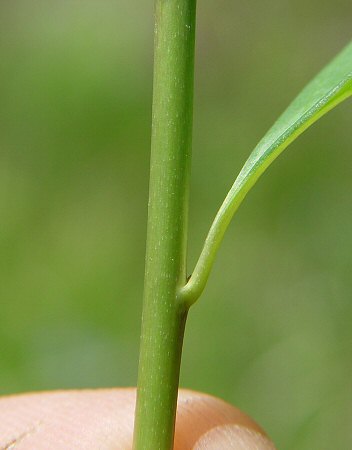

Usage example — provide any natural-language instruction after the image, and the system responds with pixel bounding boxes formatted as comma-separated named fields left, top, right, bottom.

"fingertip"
left=192, top=424, right=276, bottom=449
left=0, top=388, right=277, bottom=449
left=175, top=390, right=276, bottom=450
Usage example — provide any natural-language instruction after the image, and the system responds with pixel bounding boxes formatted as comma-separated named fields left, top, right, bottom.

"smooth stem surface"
left=133, top=1, right=196, bottom=449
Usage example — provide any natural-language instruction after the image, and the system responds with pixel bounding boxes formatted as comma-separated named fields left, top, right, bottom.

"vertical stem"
left=133, top=0, right=196, bottom=449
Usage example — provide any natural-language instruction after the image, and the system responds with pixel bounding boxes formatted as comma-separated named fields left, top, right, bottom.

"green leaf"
left=232, top=41, right=352, bottom=203
left=181, top=41, right=352, bottom=306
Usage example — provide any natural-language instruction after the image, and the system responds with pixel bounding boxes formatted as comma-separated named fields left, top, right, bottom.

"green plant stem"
left=133, top=1, right=196, bottom=449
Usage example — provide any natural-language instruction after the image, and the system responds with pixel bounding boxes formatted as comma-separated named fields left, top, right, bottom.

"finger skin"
left=0, top=389, right=276, bottom=449
left=174, top=390, right=274, bottom=449
left=193, top=425, right=276, bottom=450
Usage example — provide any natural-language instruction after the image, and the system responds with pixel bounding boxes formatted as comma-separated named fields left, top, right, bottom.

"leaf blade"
left=181, top=41, right=352, bottom=306
left=230, top=41, right=352, bottom=205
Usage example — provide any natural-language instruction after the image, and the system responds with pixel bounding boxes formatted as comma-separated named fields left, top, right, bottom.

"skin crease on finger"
left=0, top=388, right=276, bottom=450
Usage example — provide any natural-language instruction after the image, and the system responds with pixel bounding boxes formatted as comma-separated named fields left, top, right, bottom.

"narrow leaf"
left=232, top=41, right=352, bottom=202
left=182, top=41, right=352, bottom=306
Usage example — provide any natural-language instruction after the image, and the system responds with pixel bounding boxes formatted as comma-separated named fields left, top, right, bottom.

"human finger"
left=0, top=388, right=276, bottom=449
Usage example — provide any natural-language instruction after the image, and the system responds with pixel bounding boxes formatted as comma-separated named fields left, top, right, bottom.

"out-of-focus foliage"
left=0, top=1, right=351, bottom=449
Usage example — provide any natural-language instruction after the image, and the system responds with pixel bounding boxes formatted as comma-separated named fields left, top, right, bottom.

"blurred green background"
left=0, top=1, right=351, bottom=448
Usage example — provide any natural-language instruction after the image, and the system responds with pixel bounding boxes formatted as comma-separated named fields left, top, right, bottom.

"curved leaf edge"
left=180, top=43, right=352, bottom=307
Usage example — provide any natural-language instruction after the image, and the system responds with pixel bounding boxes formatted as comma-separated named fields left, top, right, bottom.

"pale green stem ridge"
left=133, top=0, right=197, bottom=449
left=179, top=78, right=352, bottom=308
